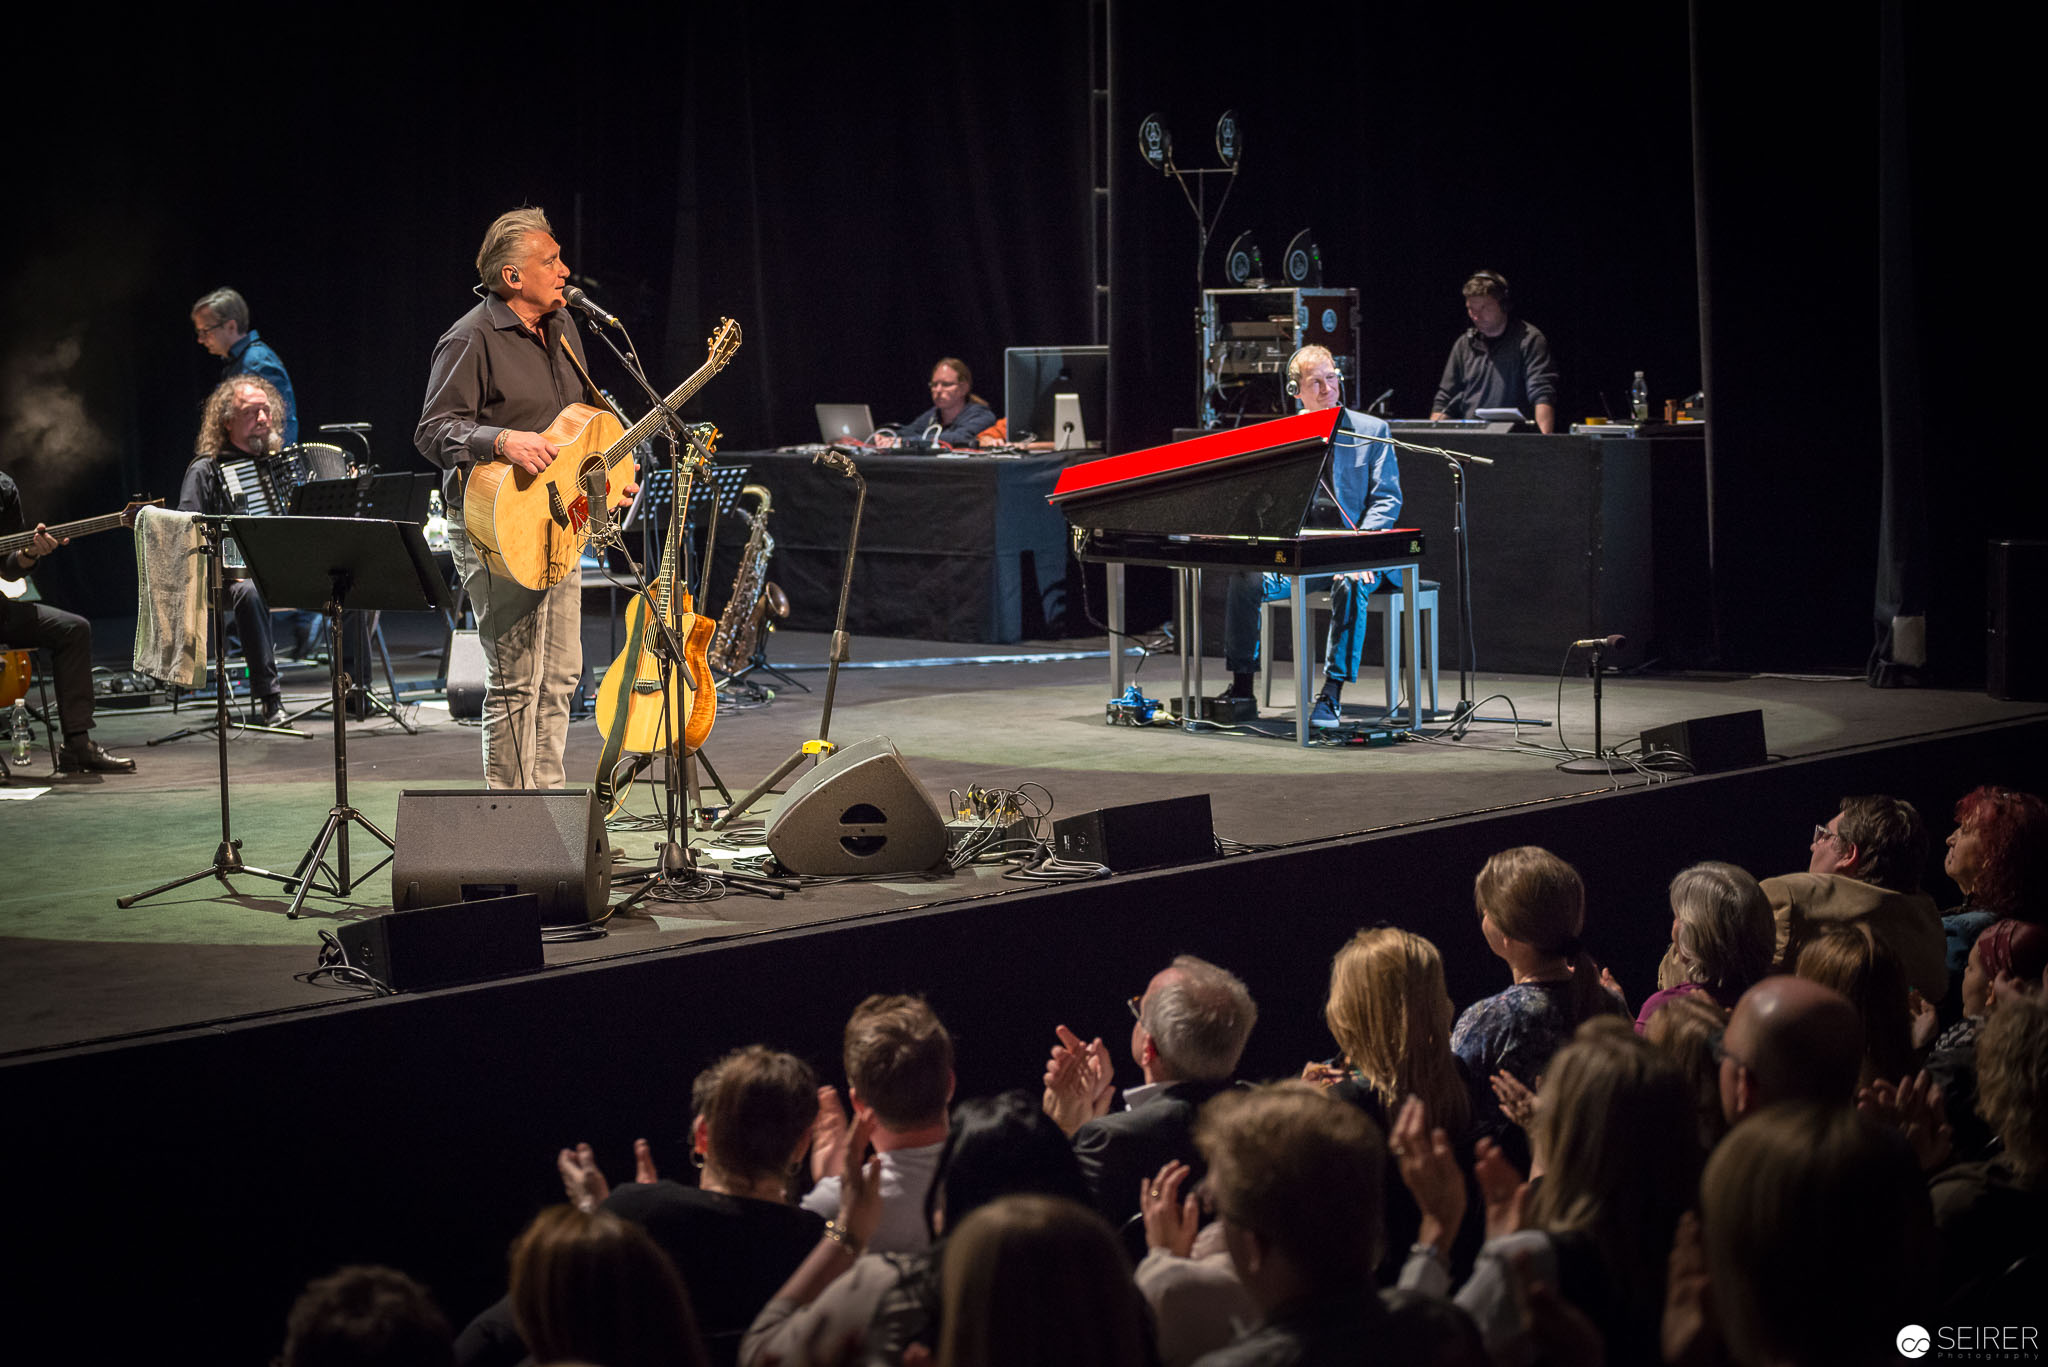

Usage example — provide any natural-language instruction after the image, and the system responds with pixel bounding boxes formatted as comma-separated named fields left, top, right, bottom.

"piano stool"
left=1257, top=580, right=1440, bottom=716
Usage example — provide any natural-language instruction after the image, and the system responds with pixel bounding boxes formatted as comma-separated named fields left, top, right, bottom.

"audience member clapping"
left=805, top=995, right=956, bottom=1255
left=1691, top=1102, right=1934, bottom=1367
left=1925, top=917, right=2048, bottom=1155
left=460, top=1047, right=822, bottom=1367
left=509, top=1205, right=709, bottom=1367
left=282, top=1265, right=453, bottom=1367
left=1452, top=847, right=1625, bottom=1094
left=1399, top=1017, right=1699, bottom=1366
left=742, top=1091, right=1091, bottom=1367
left=1640, top=861, right=1773, bottom=1028
left=928, top=1193, right=1149, bottom=1367
left=1041, top=955, right=1255, bottom=1247
left=1303, top=926, right=1484, bottom=1280
left=1186, top=1083, right=1396, bottom=1366
left=1929, top=990, right=2048, bottom=1318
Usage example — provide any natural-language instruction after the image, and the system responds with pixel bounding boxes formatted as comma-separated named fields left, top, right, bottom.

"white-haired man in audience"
left=1042, top=954, right=1257, bottom=1240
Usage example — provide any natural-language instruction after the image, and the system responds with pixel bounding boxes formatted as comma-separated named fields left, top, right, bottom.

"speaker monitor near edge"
left=765, top=736, right=949, bottom=876
left=392, top=788, right=611, bottom=924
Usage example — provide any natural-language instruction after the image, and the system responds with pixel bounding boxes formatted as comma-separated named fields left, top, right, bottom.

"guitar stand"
left=713, top=451, right=866, bottom=832
left=119, top=515, right=303, bottom=908
left=229, top=515, right=452, bottom=918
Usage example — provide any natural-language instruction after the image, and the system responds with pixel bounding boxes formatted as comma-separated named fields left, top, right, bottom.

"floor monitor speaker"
left=1638, top=709, right=1767, bottom=776
left=335, top=893, right=543, bottom=992
left=392, top=788, right=611, bottom=924
left=765, top=736, right=949, bottom=876
left=1051, top=793, right=1215, bottom=872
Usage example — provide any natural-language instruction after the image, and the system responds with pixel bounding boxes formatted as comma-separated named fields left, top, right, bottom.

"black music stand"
left=284, top=478, right=430, bottom=731
left=235, top=516, right=450, bottom=919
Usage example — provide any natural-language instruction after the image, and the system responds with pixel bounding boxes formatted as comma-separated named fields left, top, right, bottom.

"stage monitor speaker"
left=1988, top=539, right=2048, bottom=701
left=445, top=628, right=485, bottom=719
left=1051, top=792, right=1215, bottom=873
left=392, top=788, right=611, bottom=924
left=335, top=893, right=543, bottom=993
left=765, top=736, right=949, bottom=876
left=1639, top=709, right=1767, bottom=776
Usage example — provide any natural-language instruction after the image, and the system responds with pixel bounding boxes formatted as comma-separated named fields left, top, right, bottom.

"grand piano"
left=1049, top=409, right=1424, bottom=746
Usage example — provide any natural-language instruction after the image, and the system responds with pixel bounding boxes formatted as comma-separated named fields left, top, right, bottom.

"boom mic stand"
left=119, top=514, right=302, bottom=908
left=712, top=448, right=867, bottom=831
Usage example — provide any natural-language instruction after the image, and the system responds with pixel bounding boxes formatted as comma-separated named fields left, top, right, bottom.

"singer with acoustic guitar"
left=416, top=206, right=629, bottom=789
left=0, top=470, right=137, bottom=773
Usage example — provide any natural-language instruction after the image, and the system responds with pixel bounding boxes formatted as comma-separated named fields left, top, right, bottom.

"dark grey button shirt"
left=414, top=294, right=593, bottom=508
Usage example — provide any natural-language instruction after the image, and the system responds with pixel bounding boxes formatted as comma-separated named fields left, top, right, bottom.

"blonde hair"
left=477, top=206, right=553, bottom=295
left=1795, top=922, right=1914, bottom=1087
left=1529, top=1018, right=1699, bottom=1324
left=1324, top=927, right=1469, bottom=1134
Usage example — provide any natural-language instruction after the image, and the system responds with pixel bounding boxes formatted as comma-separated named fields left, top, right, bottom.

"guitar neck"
left=1, top=510, right=133, bottom=557
left=606, top=362, right=723, bottom=467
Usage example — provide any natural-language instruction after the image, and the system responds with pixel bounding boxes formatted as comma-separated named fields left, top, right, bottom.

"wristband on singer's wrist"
left=493, top=430, right=508, bottom=457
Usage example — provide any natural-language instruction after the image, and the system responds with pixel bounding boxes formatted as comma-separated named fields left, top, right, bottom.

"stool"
left=1258, top=579, right=1440, bottom=714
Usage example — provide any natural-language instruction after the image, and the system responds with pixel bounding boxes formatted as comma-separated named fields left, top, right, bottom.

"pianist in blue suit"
left=1220, top=345, right=1401, bottom=730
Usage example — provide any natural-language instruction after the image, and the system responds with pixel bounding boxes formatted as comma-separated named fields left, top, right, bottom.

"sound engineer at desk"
left=875, top=357, right=997, bottom=447
left=1430, top=270, right=1557, bottom=433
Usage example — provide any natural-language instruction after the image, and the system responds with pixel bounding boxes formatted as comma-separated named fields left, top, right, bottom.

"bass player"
left=416, top=206, right=623, bottom=789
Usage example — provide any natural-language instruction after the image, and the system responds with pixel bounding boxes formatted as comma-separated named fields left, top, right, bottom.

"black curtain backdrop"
left=8, top=8, right=2023, bottom=675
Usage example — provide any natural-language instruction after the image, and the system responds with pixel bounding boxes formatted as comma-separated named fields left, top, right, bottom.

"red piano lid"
left=1048, top=408, right=1342, bottom=503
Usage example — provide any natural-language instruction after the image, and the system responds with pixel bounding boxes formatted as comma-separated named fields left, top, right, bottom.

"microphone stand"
left=1557, top=638, right=1622, bottom=775
left=119, top=514, right=302, bottom=907
left=712, top=448, right=866, bottom=832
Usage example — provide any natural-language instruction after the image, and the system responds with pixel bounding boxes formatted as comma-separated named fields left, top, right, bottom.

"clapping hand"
left=811, top=1085, right=851, bottom=1184
left=1857, top=1071, right=1953, bottom=1172
left=1390, top=1095, right=1467, bottom=1251
left=1474, top=1137, right=1532, bottom=1241
left=837, top=1110, right=885, bottom=1252
left=1140, top=1160, right=1202, bottom=1258
left=556, top=1137, right=658, bottom=1213
left=1042, top=1024, right=1115, bottom=1135
left=1490, top=1070, right=1541, bottom=1130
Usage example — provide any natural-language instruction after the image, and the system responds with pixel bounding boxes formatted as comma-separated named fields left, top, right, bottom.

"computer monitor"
left=1004, top=346, right=1108, bottom=448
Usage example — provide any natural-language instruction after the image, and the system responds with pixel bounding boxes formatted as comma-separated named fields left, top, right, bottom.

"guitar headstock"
left=121, top=498, right=164, bottom=527
left=706, top=318, right=742, bottom=371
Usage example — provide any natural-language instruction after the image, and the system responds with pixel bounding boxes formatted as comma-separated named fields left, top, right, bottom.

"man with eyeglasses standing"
left=1217, top=344, right=1402, bottom=730
left=192, top=287, right=298, bottom=446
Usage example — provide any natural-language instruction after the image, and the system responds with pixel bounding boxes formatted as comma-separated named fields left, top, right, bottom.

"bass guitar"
left=593, top=429, right=722, bottom=814
left=1, top=498, right=162, bottom=600
left=463, top=318, right=741, bottom=592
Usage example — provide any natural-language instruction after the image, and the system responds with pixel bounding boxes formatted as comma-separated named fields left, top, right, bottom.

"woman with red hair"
left=1941, top=786, right=2048, bottom=993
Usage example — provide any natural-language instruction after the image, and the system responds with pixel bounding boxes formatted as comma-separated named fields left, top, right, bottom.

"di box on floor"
left=1051, top=793, right=1215, bottom=873
left=1639, top=709, right=1767, bottom=775
left=392, top=788, right=611, bottom=924
left=335, top=894, right=543, bottom=993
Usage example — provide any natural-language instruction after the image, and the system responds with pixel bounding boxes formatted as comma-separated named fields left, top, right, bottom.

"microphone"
left=563, top=287, right=620, bottom=328
left=1368, top=388, right=1393, bottom=415
left=1571, top=634, right=1626, bottom=652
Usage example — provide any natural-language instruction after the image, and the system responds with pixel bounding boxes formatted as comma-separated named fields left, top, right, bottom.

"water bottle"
left=425, top=489, right=449, bottom=551
left=1630, top=371, right=1649, bottom=423
left=9, top=700, right=30, bottom=764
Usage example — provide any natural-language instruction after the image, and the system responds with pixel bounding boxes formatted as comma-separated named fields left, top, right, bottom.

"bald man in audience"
left=1717, top=976, right=1865, bottom=1126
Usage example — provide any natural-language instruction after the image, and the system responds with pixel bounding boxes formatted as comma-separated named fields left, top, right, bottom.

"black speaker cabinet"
left=1988, top=539, right=2048, bottom=702
left=336, top=894, right=543, bottom=992
left=765, top=736, right=949, bottom=876
left=1051, top=793, right=1215, bottom=873
left=1639, top=709, right=1767, bottom=776
left=392, top=788, right=611, bottom=924
left=445, top=629, right=486, bottom=719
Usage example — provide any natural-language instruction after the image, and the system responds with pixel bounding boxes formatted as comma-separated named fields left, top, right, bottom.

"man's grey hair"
left=477, top=207, right=553, bottom=296
left=192, top=287, right=249, bottom=329
left=1143, top=954, right=1257, bottom=1080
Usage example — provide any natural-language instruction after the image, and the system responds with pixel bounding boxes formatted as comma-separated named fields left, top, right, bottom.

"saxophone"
left=709, top=484, right=775, bottom=676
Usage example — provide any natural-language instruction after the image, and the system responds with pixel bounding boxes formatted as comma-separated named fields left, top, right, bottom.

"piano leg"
left=1189, top=569, right=1205, bottom=713
left=1292, top=573, right=1314, bottom=748
left=1403, top=561, right=1422, bottom=730
left=1107, top=562, right=1126, bottom=696
left=1175, top=569, right=1194, bottom=727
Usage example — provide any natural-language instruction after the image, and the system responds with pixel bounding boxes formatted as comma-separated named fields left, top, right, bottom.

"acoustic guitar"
left=593, top=430, right=722, bottom=814
left=1, top=498, right=161, bottom=600
left=463, top=319, right=742, bottom=591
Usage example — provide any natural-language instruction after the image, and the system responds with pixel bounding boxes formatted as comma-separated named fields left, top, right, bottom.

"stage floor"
left=3, top=613, right=2040, bottom=1057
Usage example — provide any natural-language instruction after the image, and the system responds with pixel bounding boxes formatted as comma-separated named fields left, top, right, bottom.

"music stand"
left=235, top=516, right=450, bottom=919
left=285, top=478, right=431, bottom=731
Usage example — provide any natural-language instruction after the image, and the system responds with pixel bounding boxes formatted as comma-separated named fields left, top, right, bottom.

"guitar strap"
left=558, top=335, right=617, bottom=420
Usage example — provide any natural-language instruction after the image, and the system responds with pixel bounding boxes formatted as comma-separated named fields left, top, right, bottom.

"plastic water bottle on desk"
left=424, top=489, right=449, bottom=551
left=9, top=700, right=30, bottom=764
left=1630, top=371, right=1649, bottom=424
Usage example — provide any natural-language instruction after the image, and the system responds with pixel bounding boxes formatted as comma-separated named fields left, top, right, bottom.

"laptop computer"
left=815, top=403, right=876, bottom=444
